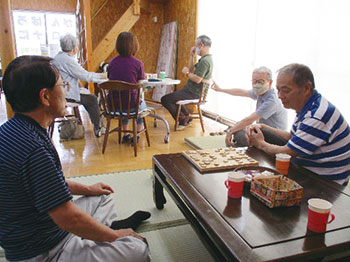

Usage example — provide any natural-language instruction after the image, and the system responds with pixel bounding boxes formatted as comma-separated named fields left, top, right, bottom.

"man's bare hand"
left=190, top=46, right=196, bottom=56
left=211, top=81, right=221, bottom=92
left=87, top=183, right=114, bottom=196
left=225, top=131, right=235, bottom=147
left=246, top=125, right=265, bottom=149
left=182, top=67, right=189, bottom=75
left=115, top=228, right=146, bottom=242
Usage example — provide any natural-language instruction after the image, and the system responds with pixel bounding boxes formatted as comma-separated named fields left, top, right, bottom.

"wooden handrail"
left=91, top=0, right=109, bottom=21
left=92, top=4, right=140, bottom=72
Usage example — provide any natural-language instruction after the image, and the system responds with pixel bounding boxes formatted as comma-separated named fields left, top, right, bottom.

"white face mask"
left=253, top=82, right=268, bottom=96
left=195, top=47, right=201, bottom=56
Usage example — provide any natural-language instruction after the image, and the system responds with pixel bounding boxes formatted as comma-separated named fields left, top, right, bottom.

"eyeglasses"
left=251, top=79, right=268, bottom=85
left=63, top=81, right=69, bottom=88
left=57, top=81, right=70, bottom=92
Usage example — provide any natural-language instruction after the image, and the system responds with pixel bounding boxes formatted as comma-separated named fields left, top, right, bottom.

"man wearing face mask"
left=212, top=66, right=287, bottom=147
left=161, top=35, right=213, bottom=130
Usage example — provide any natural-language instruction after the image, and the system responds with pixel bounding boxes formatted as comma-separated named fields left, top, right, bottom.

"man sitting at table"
left=0, top=55, right=151, bottom=261
left=247, top=63, right=350, bottom=185
left=212, top=66, right=288, bottom=147
left=161, top=35, right=213, bottom=130
left=52, top=34, right=107, bottom=137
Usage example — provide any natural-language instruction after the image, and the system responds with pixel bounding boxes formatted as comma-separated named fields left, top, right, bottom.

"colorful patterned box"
left=250, top=175, right=303, bottom=208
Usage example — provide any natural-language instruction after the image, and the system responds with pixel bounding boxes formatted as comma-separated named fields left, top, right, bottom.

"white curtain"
left=198, top=0, right=350, bottom=127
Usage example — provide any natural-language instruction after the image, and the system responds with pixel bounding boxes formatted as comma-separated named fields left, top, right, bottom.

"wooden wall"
left=91, top=0, right=132, bottom=51
left=11, top=0, right=75, bottom=12
left=164, top=0, right=197, bottom=88
left=130, top=2, right=164, bottom=74
left=91, top=0, right=164, bottom=74
left=9, top=0, right=198, bottom=88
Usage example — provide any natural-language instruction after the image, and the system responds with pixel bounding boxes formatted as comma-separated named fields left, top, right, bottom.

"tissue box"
left=250, top=175, right=303, bottom=208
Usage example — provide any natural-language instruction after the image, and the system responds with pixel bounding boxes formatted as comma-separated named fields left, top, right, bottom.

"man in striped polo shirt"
left=247, top=63, right=350, bottom=185
left=0, top=56, right=150, bottom=261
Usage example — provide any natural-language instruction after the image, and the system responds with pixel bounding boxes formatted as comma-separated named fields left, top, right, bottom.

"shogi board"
left=182, top=147, right=259, bottom=173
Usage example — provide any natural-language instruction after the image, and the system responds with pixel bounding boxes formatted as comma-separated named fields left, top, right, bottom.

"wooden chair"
left=97, top=80, right=150, bottom=157
left=48, top=101, right=82, bottom=139
left=174, top=79, right=212, bottom=133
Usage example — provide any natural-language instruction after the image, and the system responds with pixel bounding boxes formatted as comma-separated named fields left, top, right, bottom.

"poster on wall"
left=12, top=11, right=46, bottom=56
left=12, top=10, right=76, bottom=58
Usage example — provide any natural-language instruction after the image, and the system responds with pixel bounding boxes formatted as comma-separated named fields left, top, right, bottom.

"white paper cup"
left=307, top=198, right=335, bottom=232
left=308, top=198, right=332, bottom=213
left=225, top=172, right=245, bottom=198
left=276, top=153, right=291, bottom=161
left=275, top=153, right=291, bottom=175
left=228, top=172, right=246, bottom=182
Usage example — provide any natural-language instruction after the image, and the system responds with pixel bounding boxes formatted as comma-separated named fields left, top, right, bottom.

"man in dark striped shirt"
left=247, top=63, right=350, bottom=185
left=0, top=56, right=150, bottom=261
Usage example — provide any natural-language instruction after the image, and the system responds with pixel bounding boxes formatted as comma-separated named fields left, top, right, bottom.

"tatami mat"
left=185, top=135, right=226, bottom=150
left=71, top=169, right=215, bottom=262
left=0, top=170, right=214, bottom=261
left=70, top=169, right=185, bottom=226
left=142, top=224, right=215, bottom=262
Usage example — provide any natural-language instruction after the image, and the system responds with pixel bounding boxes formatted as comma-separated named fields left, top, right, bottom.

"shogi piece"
left=182, top=147, right=259, bottom=173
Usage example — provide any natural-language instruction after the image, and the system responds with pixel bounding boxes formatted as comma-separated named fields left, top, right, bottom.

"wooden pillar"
left=0, top=0, right=16, bottom=119
left=82, top=0, right=94, bottom=93
left=134, top=0, right=140, bottom=15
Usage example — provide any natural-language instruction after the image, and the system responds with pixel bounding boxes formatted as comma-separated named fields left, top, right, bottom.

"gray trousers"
left=160, top=88, right=198, bottom=121
left=18, top=195, right=150, bottom=262
left=233, top=128, right=288, bottom=147
left=80, top=94, right=102, bottom=130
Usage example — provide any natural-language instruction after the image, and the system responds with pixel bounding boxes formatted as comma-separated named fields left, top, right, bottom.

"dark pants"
left=233, top=127, right=288, bottom=147
left=68, top=94, right=101, bottom=130
left=160, top=88, right=198, bottom=122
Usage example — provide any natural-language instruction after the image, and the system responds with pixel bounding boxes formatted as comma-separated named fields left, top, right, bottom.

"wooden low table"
left=152, top=147, right=350, bottom=262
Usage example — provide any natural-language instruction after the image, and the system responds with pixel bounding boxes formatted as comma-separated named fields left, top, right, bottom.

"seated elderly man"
left=0, top=56, right=151, bottom=261
left=247, top=63, right=350, bottom=185
left=161, top=35, right=213, bottom=130
left=212, top=66, right=288, bottom=147
left=52, top=34, right=107, bottom=137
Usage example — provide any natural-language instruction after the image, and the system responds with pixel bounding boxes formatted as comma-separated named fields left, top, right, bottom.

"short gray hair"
left=60, top=34, right=77, bottom=52
left=253, top=66, right=272, bottom=81
left=196, top=35, right=212, bottom=47
left=278, top=63, right=315, bottom=90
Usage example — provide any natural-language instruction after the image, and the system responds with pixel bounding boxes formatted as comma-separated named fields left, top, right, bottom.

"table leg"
left=149, top=113, right=170, bottom=143
left=153, top=171, right=167, bottom=210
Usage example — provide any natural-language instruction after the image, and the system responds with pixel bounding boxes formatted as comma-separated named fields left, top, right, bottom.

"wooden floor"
left=0, top=96, right=227, bottom=177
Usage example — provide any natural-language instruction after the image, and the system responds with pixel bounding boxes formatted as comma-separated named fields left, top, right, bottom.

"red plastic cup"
left=224, top=172, right=245, bottom=199
left=307, top=198, right=335, bottom=233
left=275, top=153, right=291, bottom=175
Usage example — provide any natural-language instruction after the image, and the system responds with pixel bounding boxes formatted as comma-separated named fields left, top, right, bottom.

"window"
left=198, top=0, right=350, bottom=126
left=12, top=10, right=76, bottom=58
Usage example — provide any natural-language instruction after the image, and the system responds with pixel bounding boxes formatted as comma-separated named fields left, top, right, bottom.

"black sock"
left=110, top=211, right=151, bottom=230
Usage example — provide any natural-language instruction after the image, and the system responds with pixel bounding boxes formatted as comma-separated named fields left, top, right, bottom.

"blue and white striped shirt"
left=0, top=114, right=72, bottom=261
left=288, top=90, right=350, bottom=184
